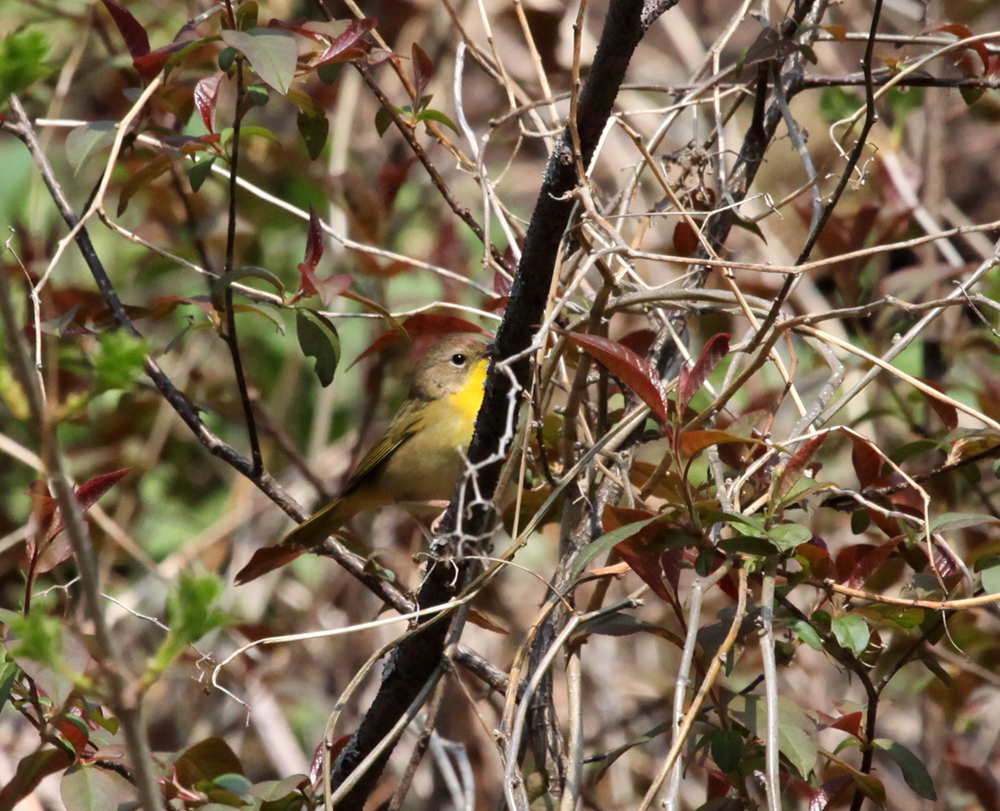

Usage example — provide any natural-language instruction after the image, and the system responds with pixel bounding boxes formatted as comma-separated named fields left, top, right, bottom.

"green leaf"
left=729, top=693, right=818, bottom=778
left=415, top=108, right=458, bottom=132
left=716, top=535, right=778, bottom=557
left=1, top=602, right=64, bottom=669
left=296, top=309, right=341, bottom=387
left=213, top=773, right=253, bottom=801
left=0, top=661, right=17, bottom=712
left=981, top=563, right=1000, bottom=596
left=766, top=523, right=811, bottom=553
left=831, top=614, right=870, bottom=655
left=187, top=156, right=217, bottom=192
left=219, top=29, right=298, bottom=95
left=218, top=46, right=237, bottom=72
left=374, top=105, right=395, bottom=137
left=570, top=516, right=661, bottom=580
left=875, top=739, right=937, bottom=800
left=246, top=82, right=270, bottom=106
left=65, top=121, right=117, bottom=173
left=219, top=125, right=281, bottom=146
left=168, top=572, right=229, bottom=646
left=929, top=512, right=1000, bottom=532
left=788, top=618, right=823, bottom=651
left=818, top=86, right=863, bottom=125
left=710, top=729, right=743, bottom=773
left=94, top=330, right=149, bottom=392
left=61, top=763, right=135, bottom=811
left=0, top=29, right=50, bottom=108
left=297, top=107, right=329, bottom=160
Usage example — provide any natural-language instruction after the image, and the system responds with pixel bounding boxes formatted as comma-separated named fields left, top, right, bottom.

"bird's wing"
left=340, top=399, right=425, bottom=496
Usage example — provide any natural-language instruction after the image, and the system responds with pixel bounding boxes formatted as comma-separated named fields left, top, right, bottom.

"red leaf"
left=829, top=711, right=864, bottom=738
left=316, top=18, right=377, bottom=66
left=678, top=333, right=730, bottom=409
left=132, top=41, right=187, bottom=83
left=844, top=538, right=903, bottom=589
left=916, top=377, right=958, bottom=431
left=40, top=469, right=132, bottom=547
left=774, top=434, right=826, bottom=504
left=411, top=42, right=434, bottom=98
left=562, top=332, right=669, bottom=423
left=350, top=314, right=487, bottom=368
left=617, top=328, right=656, bottom=358
left=267, top=19, right=327, bottom=42
left=298, top=269, right=354, bottom=307
left=194, top=73, right=223, bottom=133
left=55, top=718, right=89, bottom=757
left=100, top=0, right=150, bottom=58
left=300, top=205, right=326, bottom=274
left=672, top=220, right=699, bottom=258
left=849, top=435, right=882, bottom=489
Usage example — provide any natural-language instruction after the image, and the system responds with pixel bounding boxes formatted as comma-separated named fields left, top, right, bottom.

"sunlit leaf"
left=220, top=29, right=298, bottom=95
left=831, top=614, right=870, bottom=654
left=562, top=331, right=669, bottom=423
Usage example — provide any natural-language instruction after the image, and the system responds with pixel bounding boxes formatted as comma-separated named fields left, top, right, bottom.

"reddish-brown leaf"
left=931, top=24, right=990, bottom=74
left=848, top=435, right=882, bottom=489
left=47, top=468, right=132, bottom=542
left=823, top=24, right=848, bottom=42
left=678, top=333, right=731, bottom=409
left=562, top=332, right=669, bottom=423
left=316, top=18, right=377, bottom=66
left=774, top=434, right=826, bottom=504
left=100, top=0, right=150, bottom=58
left=411, top=42, right=434, bottom=98
left=916, top=377, right=959, bottom=431
left=194, top=72, right=223, bottom=133
left=300, top=204, right=325, bottom=274
left=672, top=220, right=699, bottom=257
left=298, top=268, right=353, bottom=307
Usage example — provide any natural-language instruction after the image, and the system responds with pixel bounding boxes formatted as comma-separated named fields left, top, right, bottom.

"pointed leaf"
left=678, top=333, right=730, bottom=409
left=915, top=377, right=958, bottom=431
left=297, top=106, right=329, bottom=159
left=220, top=29, right=297, bottom=95
left=117, top=153, right=173, bottom=216
left=774, top=434, right=826, bottom=505
left=65, top=121, right=118, bottom=173
left=100, top=0, right=149, bottom=58
left=562, top=331, right=669, bottom=423
left=194, top=72, right=223, bottom=133
left=876, top=740, right=936, bottom=800
left=570, top=515, right=660, bottom=581
left=296, top=309, right=340, bottom=387
left=209, top=266, right=284, bottom=311
left=678, top=429, right=750, bottom=458
left=316, top=18, right=376, bottom=66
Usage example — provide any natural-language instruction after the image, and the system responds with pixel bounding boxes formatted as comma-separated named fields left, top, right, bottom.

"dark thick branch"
left=328, top=0, right=671, bottom=806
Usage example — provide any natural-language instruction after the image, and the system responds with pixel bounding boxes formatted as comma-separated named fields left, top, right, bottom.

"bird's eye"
left=450, top=353, right=467, bottom=367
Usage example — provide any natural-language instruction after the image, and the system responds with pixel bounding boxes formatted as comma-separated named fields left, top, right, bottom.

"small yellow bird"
left=235, top=332, right=492, bottom=584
